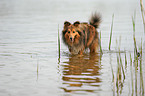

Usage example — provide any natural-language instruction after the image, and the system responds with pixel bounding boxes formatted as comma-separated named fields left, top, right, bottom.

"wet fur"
left=62, top=14, right=101, bottom=55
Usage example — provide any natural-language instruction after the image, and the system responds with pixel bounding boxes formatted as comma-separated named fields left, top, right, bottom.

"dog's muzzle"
left=70, top=37, right=74, bottom=42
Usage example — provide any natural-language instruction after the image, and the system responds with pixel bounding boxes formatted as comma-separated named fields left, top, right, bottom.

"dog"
left=62, top=13, right=101, bottom=55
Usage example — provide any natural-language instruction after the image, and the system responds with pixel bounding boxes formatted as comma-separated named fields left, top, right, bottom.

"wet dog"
left=62, top=14, right=101, bottom=55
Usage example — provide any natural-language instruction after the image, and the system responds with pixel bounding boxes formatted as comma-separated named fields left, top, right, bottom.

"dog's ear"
left=73, top=21, right=80, bottom=27
left=64, top=21, right=71, bottom=28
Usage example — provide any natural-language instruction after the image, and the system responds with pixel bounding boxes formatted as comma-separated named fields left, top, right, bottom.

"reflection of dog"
left=62, top=14, right=101, bottom=55
left=61, top=54, right=101, bottom=93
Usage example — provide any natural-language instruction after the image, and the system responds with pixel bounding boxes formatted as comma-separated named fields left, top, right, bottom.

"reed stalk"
left=132, top=13, right=138, bottom=62
left=119, top=52, right=125, bottom=80
left=132, top=15, right=136, bottom=36
left=140, top=0, right=145, bottom=32
left=134, top=58, right=138, bottom=96
left=133, top=36, right=138, bottom=57
left=139, top=38, right=144, bottom=95
left=58, top=24, right=61, bottom=58
left=37, top=60, right=39, bottom=79
left=99, top=31, right=103, bottom=54
left=37, top=60, right=39, bottom=74
left=113, top=77, right=116, bottom=96
left=36, top=54, right=39, bottom=81
left=110, top=58, right=114, bottom=82
left=116, top=55, right=120, bottom=86
left=132, top=13, right=139, bottom=95
left=125, top=52, right=127, bottom=69
left=109, top=14, right=114, bottom=50
left=130, top=53, right=134, bottom=96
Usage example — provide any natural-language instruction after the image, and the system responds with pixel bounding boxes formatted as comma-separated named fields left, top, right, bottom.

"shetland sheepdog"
left=62, top=13, right=101, bottom=55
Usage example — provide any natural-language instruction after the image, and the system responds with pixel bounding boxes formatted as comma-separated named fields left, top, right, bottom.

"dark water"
left=0, top=0, right=145, bottom=96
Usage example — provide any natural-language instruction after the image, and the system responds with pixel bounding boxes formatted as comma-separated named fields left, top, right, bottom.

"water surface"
left=0, top=0, right=145, bottom=96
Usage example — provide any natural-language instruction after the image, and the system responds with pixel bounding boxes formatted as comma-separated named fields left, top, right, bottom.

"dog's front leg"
left=78, top=48, right=85, bottom=55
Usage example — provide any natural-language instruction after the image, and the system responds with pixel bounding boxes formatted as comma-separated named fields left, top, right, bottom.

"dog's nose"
left=70, top=37, right=72, bottom=41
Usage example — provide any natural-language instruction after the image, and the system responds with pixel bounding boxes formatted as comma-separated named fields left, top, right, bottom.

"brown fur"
left=62, top=14, right=101, bottom=55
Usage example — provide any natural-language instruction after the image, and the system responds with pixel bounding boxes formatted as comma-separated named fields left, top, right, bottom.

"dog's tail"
left=89, top=13, right=101, bottom=28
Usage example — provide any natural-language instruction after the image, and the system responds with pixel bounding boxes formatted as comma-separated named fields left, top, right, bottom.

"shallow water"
left=0, top=0, right=145, bottom=96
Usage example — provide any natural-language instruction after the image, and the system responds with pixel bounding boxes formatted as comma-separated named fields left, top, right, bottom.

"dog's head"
left=62, top=21, right=81, bottom=45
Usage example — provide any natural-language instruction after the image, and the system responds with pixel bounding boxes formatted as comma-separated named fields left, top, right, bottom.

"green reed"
left=132, top=14, right=136, bottom=35
left=108, top=10, right=145, bottom=95
left=36, top=54, right=39, bottom=81
left=113, top=39, right=126, bottom=95
left=130, top=13, right=144, bottom=95
left=119, top=52, right=125, bottom=80
left=140, top=0, right=145, bottom=32
left=132, top=13, right=138, bottom=96
left=132, top=12, right=139, bottom=60
left=107, top=10, right=145, bottom=95
left=125, top=52, right=127, bottom=69
left=110, top=56, right=114, bottom=82
left=111, top=65, right=115, bottom=96
left=58, top=24, right=61, bottom=58
left=139, top=5, right=145, bottom=95
left=116, top=54, right=124, bottom=95
left=99, top=31, right=103, bottom=54
left=37, top=59, right=39, bottom=74
left=109, top=14, right=114, bottom=50
left=135, top=57, right=138, bottom=96
left=130, top=53, right=134, bottom=96
left=139, top=38, right=144, bottom=95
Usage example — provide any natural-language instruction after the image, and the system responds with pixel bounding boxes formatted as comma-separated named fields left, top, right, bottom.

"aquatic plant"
left=140, top=0, right=145, bottom=32
left=99, top=31, right=103, bottom=54
left=109, top=14, right=114, bottom=50
left=58, top=24, right=61, bottom=59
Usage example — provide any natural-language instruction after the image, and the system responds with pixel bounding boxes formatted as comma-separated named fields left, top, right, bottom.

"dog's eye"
left=73, top=31, right=75, bottom=33
left=68, top=31, right=70, bottom=33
